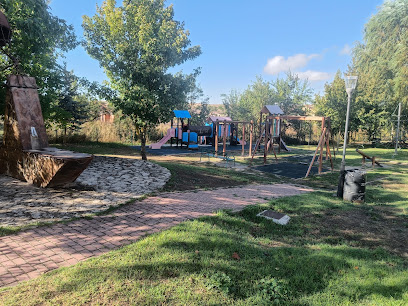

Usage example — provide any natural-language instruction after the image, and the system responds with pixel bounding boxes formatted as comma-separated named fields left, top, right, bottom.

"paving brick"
left=0, top=183, right=312, bottom=288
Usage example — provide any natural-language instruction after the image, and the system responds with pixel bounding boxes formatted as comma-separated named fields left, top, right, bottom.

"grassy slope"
left=0, top=144, right=407, bottom=304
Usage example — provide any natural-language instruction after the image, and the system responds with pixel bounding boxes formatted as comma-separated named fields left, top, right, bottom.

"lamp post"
left=337, top=75, right=358, bottom=198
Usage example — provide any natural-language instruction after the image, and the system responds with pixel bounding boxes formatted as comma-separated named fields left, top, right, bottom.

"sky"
left=49, top=0, right=383, bottom=104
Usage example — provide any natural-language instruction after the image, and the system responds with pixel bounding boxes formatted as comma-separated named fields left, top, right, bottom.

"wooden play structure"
left=150, top=110, right=213, bottom=150
left=252, top=105, right=334, bottom=178
left=207, top=116, right=254, bottom=156
left=252, top=105, right=286, bottom=163
left=150, top=111, right=254, bottom=155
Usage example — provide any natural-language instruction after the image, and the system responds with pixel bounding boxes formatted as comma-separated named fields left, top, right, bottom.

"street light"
left=337, top=75, right=358, bottom=198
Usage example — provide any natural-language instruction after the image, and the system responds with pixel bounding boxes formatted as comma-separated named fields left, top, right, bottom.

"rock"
left=0, top=156, right=170, bottom=227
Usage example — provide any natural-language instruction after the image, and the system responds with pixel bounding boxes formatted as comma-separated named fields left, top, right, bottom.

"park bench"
left=200, top=149, right=235, bottom=166
left=0, top=75, right=93, bottom=187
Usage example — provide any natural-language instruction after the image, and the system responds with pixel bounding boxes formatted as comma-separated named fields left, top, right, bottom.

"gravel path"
left=0, top=156, right=171, bottom=227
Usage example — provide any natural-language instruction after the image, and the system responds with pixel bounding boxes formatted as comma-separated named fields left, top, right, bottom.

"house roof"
left=207, top=116, right=233, bottom=122
left=261, top=105, right=284, bottom=115
left=173, top=110, right=191, bottom=119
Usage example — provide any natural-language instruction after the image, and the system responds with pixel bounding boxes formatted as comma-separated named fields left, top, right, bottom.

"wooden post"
left=264, top=121, right=269, bottom=164
left=215, top=120, right=219, bottom=154
left=325, top=128, right=334, bottom=170
left=305, top=127, right=326, bottom=178
left=242, top=123, right=245, bottom=156
left=249, top=120, right=253, bottom=157
left=177, top=118, right=180, bottom=147
left=318, top=118, right=325, bottom=174
left=223, top=120, right=227, bottom=155
left=278, top=117, right=282, bottom=153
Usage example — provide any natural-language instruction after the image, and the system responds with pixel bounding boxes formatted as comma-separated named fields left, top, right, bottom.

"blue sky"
left=49, top=0, right=382, bottom=104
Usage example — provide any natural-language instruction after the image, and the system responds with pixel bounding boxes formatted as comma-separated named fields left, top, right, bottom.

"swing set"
left=252, top=113, right=334, bottom=178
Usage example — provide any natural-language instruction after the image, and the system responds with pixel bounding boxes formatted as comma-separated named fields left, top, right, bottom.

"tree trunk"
left=139, top=125, right=147, bottom=160
left=63, top=126, right=67, bottom=144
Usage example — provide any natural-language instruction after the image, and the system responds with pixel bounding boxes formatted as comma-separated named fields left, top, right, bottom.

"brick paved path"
left=0, top=184, right=313, bottom=287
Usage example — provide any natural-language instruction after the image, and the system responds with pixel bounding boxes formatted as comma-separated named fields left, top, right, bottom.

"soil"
left=162, top=165, right=247, bottom=191
left=309, top=208, right=408, bottom=257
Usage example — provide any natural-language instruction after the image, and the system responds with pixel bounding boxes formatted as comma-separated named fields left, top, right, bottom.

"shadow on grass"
left=18, top=214, right=406, bottom=305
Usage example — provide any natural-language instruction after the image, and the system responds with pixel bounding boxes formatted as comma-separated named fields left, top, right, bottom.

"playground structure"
left=206, top=116, right=254, bottom=156
left=149, top=105, right=334, bottom=178
left=150, top=111, right=254, bottom=156
left=252, top=105, right=287, bottom=162
left=150, top=110, right=211, bottom=150
left=356, top=149, right=383, bottom=167
left=252, top=105, right=334, bottom=178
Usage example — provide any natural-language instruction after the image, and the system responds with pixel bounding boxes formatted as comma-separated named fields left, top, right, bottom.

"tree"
left=187, top=84, right=210, bottom=126
left=50, top=69, right=94, bottom=137
left=0, top=0, right=78, bottom=119
left=83, top=0, right=201, bottom=159
left=314, top=71, right=349, bottom=136
left=221, top=89, right=241, bottom=120
left=238, top=76, right=275, bottom=123
left=272, top=72, right=312, bottom=115
left=353, top=0, right=408, bottom=132
left=226, top=73, right=313, bottom=128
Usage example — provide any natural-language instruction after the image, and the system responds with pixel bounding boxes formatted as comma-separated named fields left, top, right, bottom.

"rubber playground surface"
left=254, top=155, right=331, bottom=179
left=132, top=144, right=252, bottom=156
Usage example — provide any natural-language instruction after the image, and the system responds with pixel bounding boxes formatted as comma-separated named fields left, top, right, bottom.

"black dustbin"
left=343, top=169, right=366, bottom=202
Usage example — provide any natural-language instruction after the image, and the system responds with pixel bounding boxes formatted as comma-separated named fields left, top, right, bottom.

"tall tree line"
left=315, top=0, right=408, bottom=141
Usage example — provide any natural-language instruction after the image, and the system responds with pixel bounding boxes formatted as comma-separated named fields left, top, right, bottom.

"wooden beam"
left=318, top=117, right=325, bottom=174
left=268, top=115, right=326, bottom=121
left=214, top=120, right=219, bottom=154
left=249, top=120, right=253, bottom=158
left=305, top=127, right=326, bottom=178
left=242, top=123, right=245, bottom=156
left=264, top=121, right=269, bottom=164
left=325, top=129, right=334, bottom=170
left=223, top=120, right=227, bottom=155
left=356, top=149, right=383, bottom=167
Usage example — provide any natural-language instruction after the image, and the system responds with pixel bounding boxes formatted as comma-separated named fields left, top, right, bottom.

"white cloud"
left=263, top=53, right=319, bottom=75
left=295, top=70, right=331, bottom=81
left=340, top=44, right=352, bottom=55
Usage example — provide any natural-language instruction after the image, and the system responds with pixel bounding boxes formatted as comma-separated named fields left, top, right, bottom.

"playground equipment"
left=252, top=105, right=334, bottom=177
left=356, top=149, right=383, bottom=167
left=207, top=117, right=254, bottom=156
left=150, top=110, right=212, bottom=150
left=150, top=111, right=254, bottom=154
left=252, top=105, right=286, bottom=163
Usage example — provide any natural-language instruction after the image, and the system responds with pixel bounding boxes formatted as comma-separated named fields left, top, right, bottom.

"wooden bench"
left=0, top=75, right=93, bottom=187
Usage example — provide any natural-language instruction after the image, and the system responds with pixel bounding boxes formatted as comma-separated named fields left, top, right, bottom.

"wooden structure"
left=252, top=105, right=285, bottom=163
left=253, top=111, right=334, bottom=178
left=0, top=75, right=93, bottom=187
left=211, top=117, right=254, bottom=157
left=356, top=149, right=383, bottom=167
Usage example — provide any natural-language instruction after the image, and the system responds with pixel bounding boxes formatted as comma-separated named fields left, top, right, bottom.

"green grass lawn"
left=1, top=189, right=407, bottom=305
left=0, top=144, right=407, bottom=304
